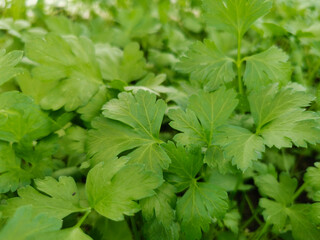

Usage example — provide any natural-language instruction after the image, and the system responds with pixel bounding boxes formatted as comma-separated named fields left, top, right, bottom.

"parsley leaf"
left=86, top=157, right=163, bottom=221
left=168, top=87, right=238, bottom=146
left=0, top=91, right=53, bottom=143
left=0, top=49, right=23, bottom=86
left=0, top=206, right=62, bottom=240
left=250, top=84, right=320, bottom=148
left=214, top=125, right=265, bottom=170
left=1, top=176, right=86, bottom=219
left=88, top=90, right=170, bottom=174
left=96, top=42, right=146, bottom=83
left=243, top=46, right=292, bottom=90
left=177, top=183, right=228, bottom=240
left=25, top=33, right=102, bottom=111
left=175, top=40, right=235, bottom=91
left=203, top=0, right=272, bottom=37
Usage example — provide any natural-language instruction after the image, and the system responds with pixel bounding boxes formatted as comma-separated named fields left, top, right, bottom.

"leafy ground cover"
left=0, top=0, right=320, bottom=239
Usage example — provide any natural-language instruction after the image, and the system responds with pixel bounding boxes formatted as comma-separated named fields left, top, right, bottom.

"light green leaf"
left=259, top=198, right=288, bottom=231
left=223, top=208, right=241, bottom=234
left=203, top=0, right=272, bottom=37
left=177, top=182, right=228, bottom=240
left=176, top=40, right=235, bottom=91
left=77, top=85, right=111, bottom=122
left=249, top=85, right=320, bottom=148
left=305, top=162, right=320, bottom=189
left=0, top=206, right=62, bottom=240
left=89, top=90, right=170, bottom=174
left=96, top=42, right=146, bottom=83
left=86, top=157, right=163, bottom=221
left=214, top=125, right=265, bottom=171
left=169, top=87, right=238, bottom=146
left=141, top=183, right=176, bottom=228
left=36, top=227, right=93, bottom=240
left=1, top=176, right=86, bottom=219
left=163, top=142, right=203, bottom=192
left=287, top=204, right=320, bottom=240
left=244, top=46, right=291, bottom=90
left=255, top=173, right=297, bottom=205
left=0, top=142, right=31, bottom=193
left=0, top=91, right=53, bottom=143
left=25, top=33, right=102, bottom=111
left=0, top=49, right=23, bottom=86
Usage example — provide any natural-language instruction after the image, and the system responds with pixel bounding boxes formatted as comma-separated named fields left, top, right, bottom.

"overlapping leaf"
left=0, top=49, right=23, bottom=86
left=0, top=91, right=53, bottom=143
left=216, top=85, right=320, bottom=170
left=25, top=33, right=102, bottom=111
left=250, top=84, right=320, bottom=148
left=243, top=46, right=291, bottom=90
left=96, top=42, right=146, bottom=83
left=256, top=173, right=320, bottom=239
left=88, top=90, right=170, bottom=174
left=203, top=0, right=272, bottom=37
left=1, top=176, right=86, bottom=219
left=168, top=87, right=238, bottom=147
left=175, top=40, right=235, bottom=91
left=0, top=206, right=62, bottom=240
left=86, top=157, right=162, bottom=221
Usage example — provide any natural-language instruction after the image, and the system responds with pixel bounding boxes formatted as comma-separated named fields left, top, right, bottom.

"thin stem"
left=130, top=216, right=141, bottom=240
left=75, top=209, right=91, bottom=228
left=241, top=208, right=262, bottom=230
left=256, top=222, right=270, bottom=240
left=237, top=32, right=244, bottom=95
left=245, top=194, right=263, bottom=225
left=292, top=182, right=307, bottom=202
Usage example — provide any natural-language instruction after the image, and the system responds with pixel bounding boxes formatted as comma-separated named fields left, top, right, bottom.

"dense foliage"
left=0, top=0, right=320, bottom=239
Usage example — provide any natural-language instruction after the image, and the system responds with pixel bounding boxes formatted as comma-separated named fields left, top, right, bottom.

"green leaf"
left=287, top=204, right=320, bottom=240
left=77, top=85, right=111, bottom=122
left=243, top=46, right=291, bottom=90
left=36, top=227, right=93, bottom=240
left=249, top=84, right=320, bottom=148
left=1, top=176, right=86, bottom=219
left=0, top=49, right=23, bottom=86
left=96, top=42, right=146, bottom=83
left=223, top=208, right=241, bottom=234
left=0, top=91, right=53, bottom=143
left=141, top=183, right=176, bottom=228
left=0, top=142, right=32, bottom=193
left=177, top=182, right=228, bottom=240
left=255, top=173, right=297, bottom=205
left=86, top=157, right=163, bottom=221
left=163, top=142, right=203, bottom=192
left=214, top=125, right=265, bottom=171
left=203, top=0, right=272, bottom=37
left=89, top=90, right=170, bottom=174
left=175, top=40, right=235, bottom=91
left=259, top=198, right=288, bottom=231
left=25, top=33, right=102, bottom=111
left=305, top=162, right=320, bottom=190
left=168, top=87, right=238, bottom=146
left=0, top=206, right=62, bottom=240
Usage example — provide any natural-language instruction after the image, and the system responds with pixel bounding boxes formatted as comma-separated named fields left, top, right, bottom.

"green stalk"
left=75, top=210, right=91, bottom=228
left=256, top=222, right=270, bottom=240
left=292, top=182, right=307, bottom=202
left=130, top=216, right=141, bottom=240
left=237, top=32, right=244, bottom=95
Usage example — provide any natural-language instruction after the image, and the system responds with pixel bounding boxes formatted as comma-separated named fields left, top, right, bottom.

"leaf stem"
left=256, top=222, right=270, bottom=239
left=292, top=182, right=307, bottom=202
left=130, top=216, right=141, bottom=240
left=244, top=193, right=263, bottom=225
left=237, top=32, right=244, bottom=95
left=75, top=209, right=91, bottom=228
